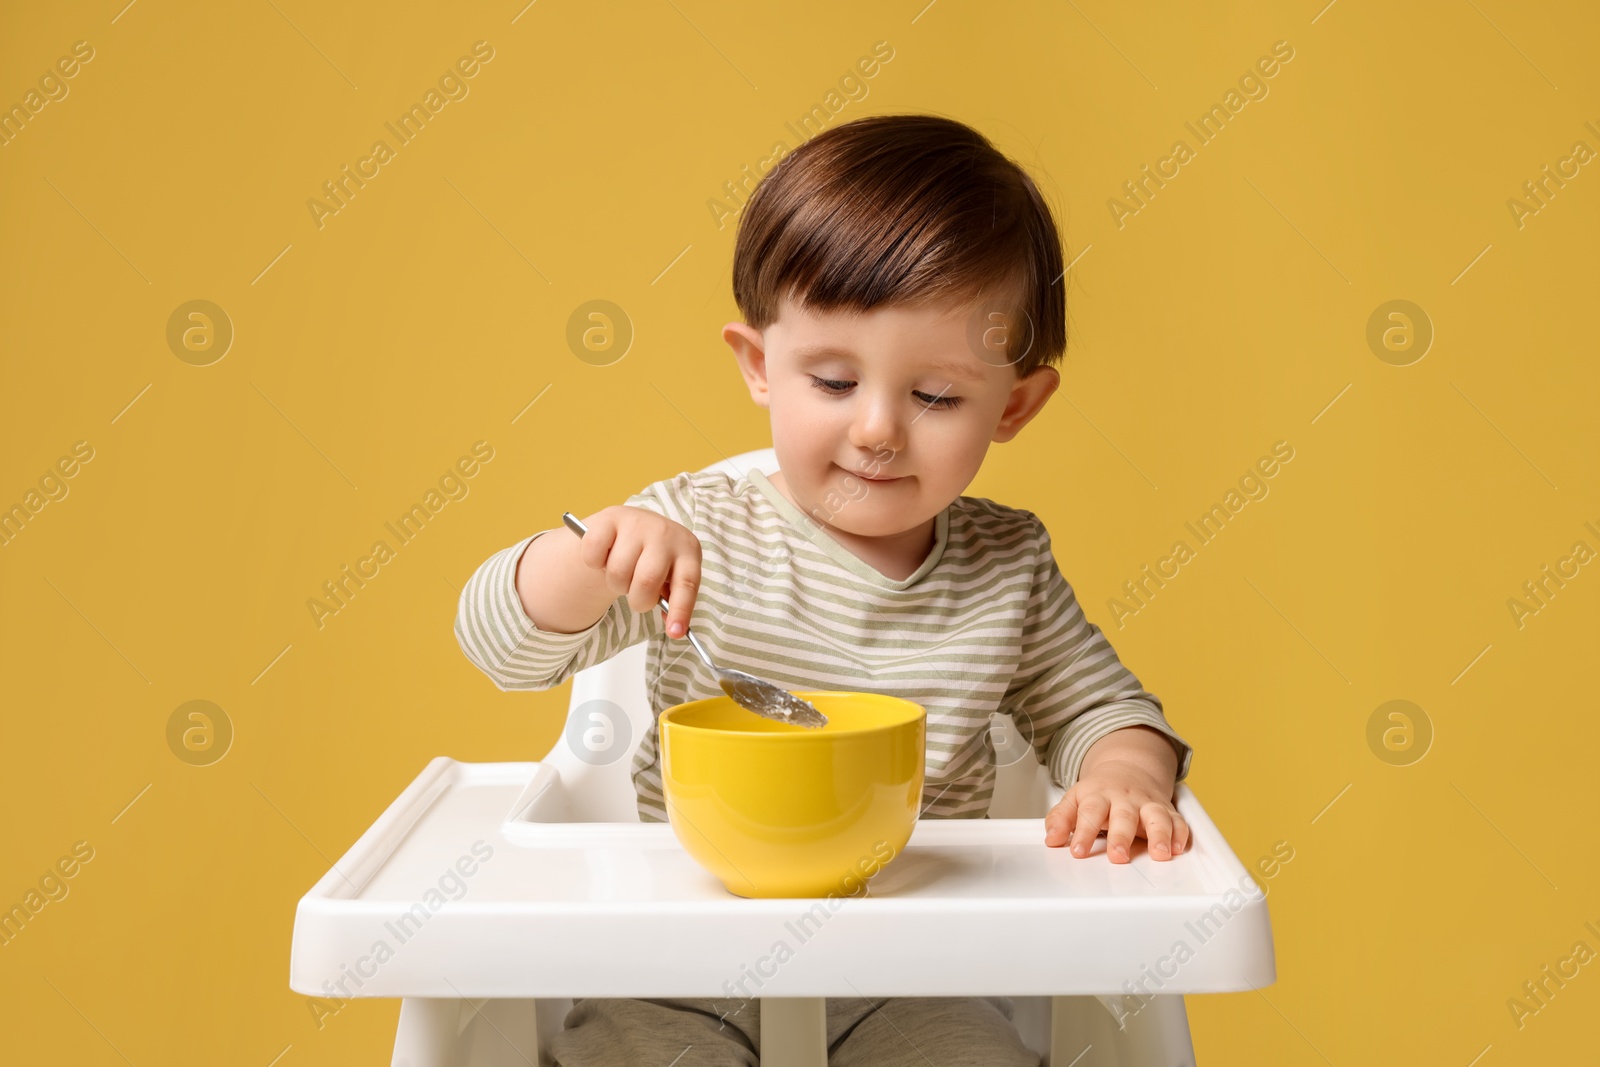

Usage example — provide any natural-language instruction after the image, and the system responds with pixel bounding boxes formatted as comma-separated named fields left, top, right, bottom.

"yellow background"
left=2, top=0, right=1597, bottom=1063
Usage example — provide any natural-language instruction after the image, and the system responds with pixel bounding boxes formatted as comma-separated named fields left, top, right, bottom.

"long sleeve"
left=452, top=473, right=698, bottom=692
left=1004, top=519, right=1193, bottom=790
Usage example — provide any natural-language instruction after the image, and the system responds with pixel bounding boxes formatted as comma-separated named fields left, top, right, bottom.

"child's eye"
left=808, top=376, right=965, bottom=410
left=913, top=390, right=964, bottom=410
left=809, top=376, right=854, bottom=395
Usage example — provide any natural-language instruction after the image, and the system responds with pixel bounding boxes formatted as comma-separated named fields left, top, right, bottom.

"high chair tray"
left=289, top=757, right=1276, bottom=999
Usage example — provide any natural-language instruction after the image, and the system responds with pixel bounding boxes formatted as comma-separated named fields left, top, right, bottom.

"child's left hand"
left=1042, top=728, right=1189, bottom=862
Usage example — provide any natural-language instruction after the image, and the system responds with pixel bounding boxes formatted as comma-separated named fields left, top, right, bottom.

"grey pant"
left=548, top=995, right=1040, bottom=1066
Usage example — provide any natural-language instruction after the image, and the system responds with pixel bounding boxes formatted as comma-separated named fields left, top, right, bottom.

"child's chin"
left=829, top=512, right=916, bottom=538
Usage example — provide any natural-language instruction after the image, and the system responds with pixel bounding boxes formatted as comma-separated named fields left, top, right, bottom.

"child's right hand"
left=573, top=505, right=702, bottom=638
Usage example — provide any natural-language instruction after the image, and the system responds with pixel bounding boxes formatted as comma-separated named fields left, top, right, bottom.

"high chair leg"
left=760, top=996, right=828, bottom=1067
left=458, top=998, right=540, bottom=1066
left=1049, top=994, right=1196, bottom=1066
left=392, top=997, right=461, bottom=1066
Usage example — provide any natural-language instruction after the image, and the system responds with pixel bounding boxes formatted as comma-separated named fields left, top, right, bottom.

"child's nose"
left=848, top=394, right=905, bottom=454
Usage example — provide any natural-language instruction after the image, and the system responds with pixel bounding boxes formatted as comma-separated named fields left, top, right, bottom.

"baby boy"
left=455, top=113, right=1194, bottom=1066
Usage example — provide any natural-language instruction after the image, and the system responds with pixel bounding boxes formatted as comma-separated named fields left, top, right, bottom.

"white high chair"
left=289, top=448, right=1276, bottom=1067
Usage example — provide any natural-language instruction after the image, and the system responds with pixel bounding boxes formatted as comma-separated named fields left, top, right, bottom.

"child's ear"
left=723, top=322, right=772, bottom=409
left=992, top=365, right=1060, bottom=443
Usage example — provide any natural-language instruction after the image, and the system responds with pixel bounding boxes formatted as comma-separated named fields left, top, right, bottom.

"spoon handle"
left=561, top=512, right=716, bottom=671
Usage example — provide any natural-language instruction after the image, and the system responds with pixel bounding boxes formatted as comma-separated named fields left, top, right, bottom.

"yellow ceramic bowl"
left=659, top=691, right=925, bottom=898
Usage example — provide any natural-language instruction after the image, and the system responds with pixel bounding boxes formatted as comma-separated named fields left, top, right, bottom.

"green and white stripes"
left=455, top=467, right=1192, bottom=822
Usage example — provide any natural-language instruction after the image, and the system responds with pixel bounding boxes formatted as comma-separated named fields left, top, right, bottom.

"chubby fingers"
left=1142, top=803, right=1174, bottom=860
left=1105, top=803, right=1142, bottom=863
left=1137, top=803, right=1191, bottom=861
left=1165, top=808, right=1192, bottom=857
left=1047, top=792, right=1195, bottom=861
left=662, top=550, right=701, bottom=638
left=1044, top=793, right=1078, bottom=848
left=625, top=545, right=674, bottom=615
left=1068, top=794, right=1109, bottom=857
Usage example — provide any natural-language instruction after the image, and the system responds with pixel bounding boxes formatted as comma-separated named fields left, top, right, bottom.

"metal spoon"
left=561, top=512, right=828, bottom=728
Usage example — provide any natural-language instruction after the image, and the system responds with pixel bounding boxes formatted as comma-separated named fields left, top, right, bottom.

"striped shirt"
left=455, top=467, right=1193, bottom=822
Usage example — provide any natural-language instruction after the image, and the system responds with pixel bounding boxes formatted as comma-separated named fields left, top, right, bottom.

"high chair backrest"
left=541, top=448, right=1055, bottom=821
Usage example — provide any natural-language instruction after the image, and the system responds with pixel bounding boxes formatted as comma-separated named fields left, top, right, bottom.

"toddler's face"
left=724, top=294, right=1059, bottom=543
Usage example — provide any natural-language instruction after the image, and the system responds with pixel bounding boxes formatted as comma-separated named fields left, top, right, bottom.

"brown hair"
left=731, top=113, right=1066, bottom=376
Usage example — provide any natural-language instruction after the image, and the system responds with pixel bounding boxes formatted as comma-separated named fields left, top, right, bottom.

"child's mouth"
left=837, top=464, right=904, bottom=484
